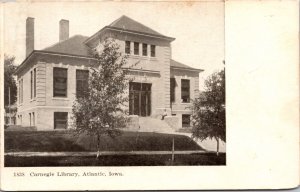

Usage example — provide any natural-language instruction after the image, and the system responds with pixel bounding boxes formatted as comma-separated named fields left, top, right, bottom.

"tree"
left=4, top=55, right=17, bottom=107
left=72, top=38, right=130, bottom=158
left=191, top=69, right=225, bottom=155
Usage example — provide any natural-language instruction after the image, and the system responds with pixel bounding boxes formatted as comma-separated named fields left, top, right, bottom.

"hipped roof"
left=16, top=16, right=201, bottom=74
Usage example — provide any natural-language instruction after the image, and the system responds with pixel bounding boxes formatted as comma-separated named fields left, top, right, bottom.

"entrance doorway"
left=129, top=82, right=151, bottom=116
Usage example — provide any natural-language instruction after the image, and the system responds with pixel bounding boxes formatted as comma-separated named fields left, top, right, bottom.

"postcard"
left=1, top=0, right=298, bottom=190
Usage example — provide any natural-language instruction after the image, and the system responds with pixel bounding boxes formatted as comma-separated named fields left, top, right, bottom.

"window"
left=18, top=80, right=21, bottom=104
left=34, top=68, right=36, bottom=98
left=142, top=43, right=147, bottom=56
left=182, top=114, right=191, bottom=127
left=151, top=45, right=156, bottom=57
left=76, top=70, right=89, bottom=98
left=19, top=79, right=23, bottom=104
left=134, top=42, right=139, bottom=55
left=21, top=79, right=23, bottom=103
left=170, top=78, right=176, bottom=102
left=22, top=79, right=23, bottom=103
left=30, top=71, right=33, bottom=99
left=30, top=68, right=36, bottom=99
left=125, top=41, right=130, bottom=54
left=53, top=68, right=67, bottom=97
left=54, top=112, right=68, bottom=129
left=32, top=112, right=35, bottom=126
left=29, top=113, right=31, bottom=126
left=181, top=79, right=190, bottom=103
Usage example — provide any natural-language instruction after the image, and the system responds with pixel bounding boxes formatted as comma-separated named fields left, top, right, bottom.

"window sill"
left=171, top=102, right=192, bottom=105
left=52, top=97, right=69, bottom=101
left=127, top=55, right=157, bottom=61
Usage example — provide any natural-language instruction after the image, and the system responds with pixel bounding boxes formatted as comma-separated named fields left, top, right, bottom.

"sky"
left=3, top=1, right=224, bottom=90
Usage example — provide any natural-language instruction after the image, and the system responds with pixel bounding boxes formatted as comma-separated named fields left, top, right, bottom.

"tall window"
left=29, top=113, right=31, bottom=126
left=182, top=114, right=191, bottom=127
left=21, top=79, right=23, bottom=103
left=125, top=41, right=130, bottom=54
left=18, top=80, right=21, bottom=104
left=134, top=42, right=139, bottom=55
left=34, top=68, right=36, bottom=98
left=142, top=43, right=147, bottom=56
left=19, top=79, right=23, bottom=103
left=53, top=68, right=68, bottom=97
left=181, top=79, right=190, bottom=103
left=30, top=71, right=33, bottom=99
left=32, top=112, right=35, bottom=126
left=170, top=78, right=176, bottom=102
left=76, top=70, right=89, bottom=98
left=151, top=45, right=156, bottom=57
left=54, top=112, right=68, bottom=129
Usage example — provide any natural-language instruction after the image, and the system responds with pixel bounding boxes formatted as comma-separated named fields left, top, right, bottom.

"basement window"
left=182, top=114, right=191, bottom=127
left=54, top=112, right=68, bottom=129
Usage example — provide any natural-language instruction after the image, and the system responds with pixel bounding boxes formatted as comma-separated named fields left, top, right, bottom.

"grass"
left=5, top=130, right=203, bottom=152
left=5, top=153, right=226, bottom=167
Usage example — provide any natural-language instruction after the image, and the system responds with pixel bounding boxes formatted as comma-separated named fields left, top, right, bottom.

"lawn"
left=5, top=130, right=203, bottom=152
left=5, top=153, right=226, bottom=166
left=5, top=130, right=227, bottom=166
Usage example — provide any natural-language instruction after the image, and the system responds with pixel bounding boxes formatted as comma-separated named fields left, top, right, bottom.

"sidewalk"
left=5, top=150, right=215, bottom=157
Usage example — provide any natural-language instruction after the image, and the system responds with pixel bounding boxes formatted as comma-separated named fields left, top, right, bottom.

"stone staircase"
left=138, top=117, right=175, bottom=133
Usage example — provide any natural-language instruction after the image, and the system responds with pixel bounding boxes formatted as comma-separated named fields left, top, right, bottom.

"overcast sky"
left=4, top=1, right=224, bottom=90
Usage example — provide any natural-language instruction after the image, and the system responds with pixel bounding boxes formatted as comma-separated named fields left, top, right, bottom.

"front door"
left=129, top=82, right=151, bottom=116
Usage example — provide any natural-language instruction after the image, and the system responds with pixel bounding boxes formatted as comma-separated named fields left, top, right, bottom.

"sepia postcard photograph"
left=3, top=1, right=225, bottom=167
left=0, top=0, right=299, bottom=191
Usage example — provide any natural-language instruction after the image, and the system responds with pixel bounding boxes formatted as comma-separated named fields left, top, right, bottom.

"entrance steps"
left=138, top=117, right=175, bottom=133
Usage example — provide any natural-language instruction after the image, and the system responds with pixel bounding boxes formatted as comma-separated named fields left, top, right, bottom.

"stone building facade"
left=15, top=15, right=203, bottom=130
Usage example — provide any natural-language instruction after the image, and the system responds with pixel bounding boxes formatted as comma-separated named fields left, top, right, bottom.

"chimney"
left=26, top=17, right=34, bottom=57
left=59, top=19, right=69, bottom=41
